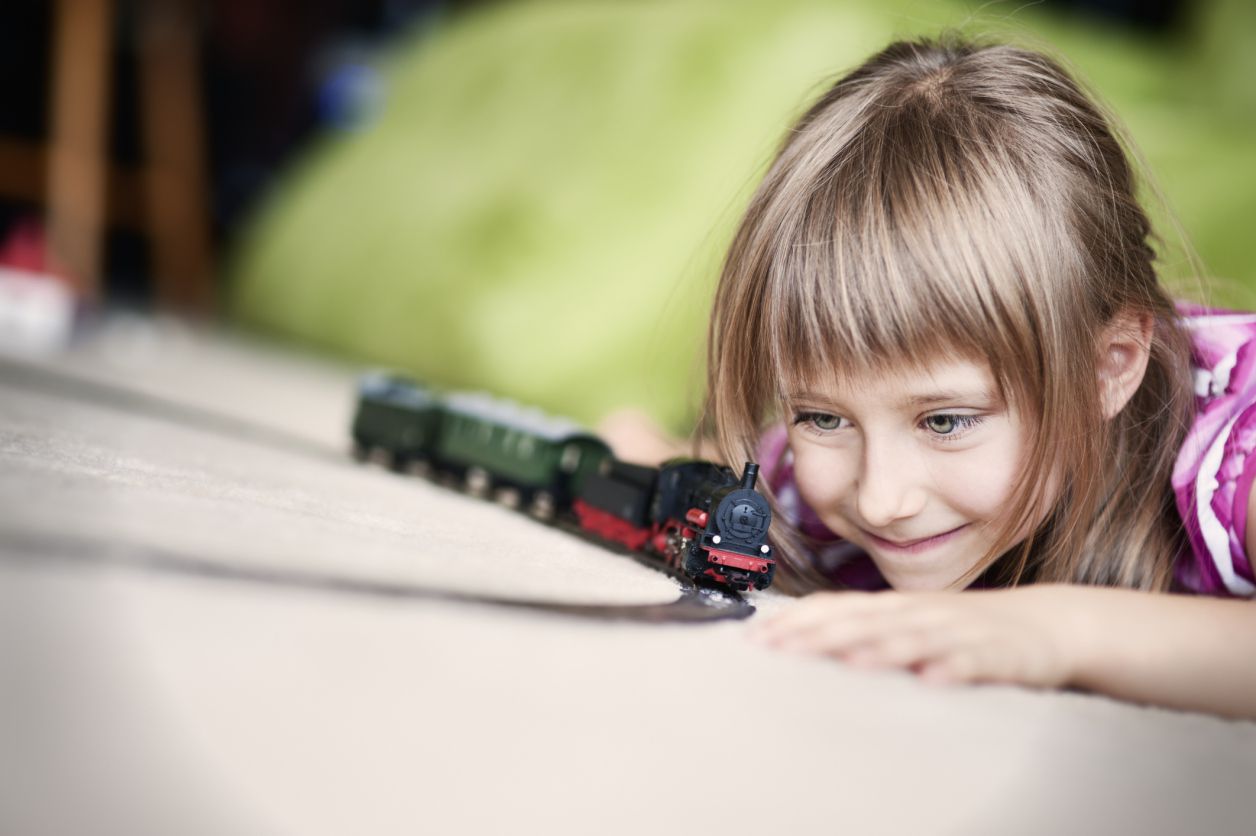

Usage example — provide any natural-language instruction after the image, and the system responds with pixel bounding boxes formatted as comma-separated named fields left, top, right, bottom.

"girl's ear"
left=1097, top=309, right=1154, bottom=420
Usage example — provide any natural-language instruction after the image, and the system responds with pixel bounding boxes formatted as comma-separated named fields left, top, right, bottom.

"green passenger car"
left=434, top=391, right=612, bottom=517
left=350, top=373, right=442, bottom=470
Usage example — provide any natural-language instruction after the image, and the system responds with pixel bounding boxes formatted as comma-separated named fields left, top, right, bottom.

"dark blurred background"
left=1, top=0, right=1251, bottom=428
left=0, top=0, right=471, bottom=308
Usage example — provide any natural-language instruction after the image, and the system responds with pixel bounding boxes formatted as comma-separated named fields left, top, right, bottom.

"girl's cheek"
left=929, top=443, right=1021, bottom=514
left=791, top=447, right=853, bottom=510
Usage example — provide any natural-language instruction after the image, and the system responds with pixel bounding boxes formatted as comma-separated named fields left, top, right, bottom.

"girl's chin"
left=869, top=554, right=973, bottom=592
left=879, top=572, right=963, bottom=592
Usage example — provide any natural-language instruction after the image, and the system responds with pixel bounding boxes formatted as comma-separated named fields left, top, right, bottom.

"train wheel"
left=367, top=447, right=395, bottom=469
left=351, top=441, right=368, bottom=462
left=465, top=467, right=492, bottom=498
left=405, top=459, right=432, bottom=478
left=495, top=487, right=522, bottom=509
left=529, top=491, right=556, bottom=521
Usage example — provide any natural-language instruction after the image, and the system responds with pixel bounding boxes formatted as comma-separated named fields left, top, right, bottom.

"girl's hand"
left=749, top=586, right=1083, bottom=689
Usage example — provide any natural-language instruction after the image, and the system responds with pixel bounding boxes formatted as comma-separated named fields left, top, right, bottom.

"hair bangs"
left=761, top=123, right=1068, bottom=412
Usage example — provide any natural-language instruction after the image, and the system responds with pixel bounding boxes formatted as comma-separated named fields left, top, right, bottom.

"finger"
left=756, top=600, right=908, bottom=651
left=750, top=591, right=902, bottom=642
left=768, top=604, right=948, bottom=659
left=842, top=624, right=963, bottom=671
left=768, top=616, right=890, bottom=657
left=915, top=650, right=985, bottom=686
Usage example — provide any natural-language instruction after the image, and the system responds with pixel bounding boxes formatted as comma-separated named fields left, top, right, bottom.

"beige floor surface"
left=1, top=315, right=1254, bottom=836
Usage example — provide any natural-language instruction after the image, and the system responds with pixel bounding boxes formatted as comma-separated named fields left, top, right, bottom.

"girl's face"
left=785, top=358, right=1030, bottom=591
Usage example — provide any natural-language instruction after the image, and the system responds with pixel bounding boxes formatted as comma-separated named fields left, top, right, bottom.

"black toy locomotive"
left=575, top=459, right=775, bottom=591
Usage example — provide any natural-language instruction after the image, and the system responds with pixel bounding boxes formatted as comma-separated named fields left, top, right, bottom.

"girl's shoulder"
left=1173, top=304, right=1256, bottom=597
left=1176, top=303, right=1256, bottom=376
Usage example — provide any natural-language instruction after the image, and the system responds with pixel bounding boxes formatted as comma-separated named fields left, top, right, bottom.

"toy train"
left=351, top=372, right=776, bottom=592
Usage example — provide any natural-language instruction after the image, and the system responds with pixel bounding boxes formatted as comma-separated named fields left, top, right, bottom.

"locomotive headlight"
left=712, top=535, right=721, bottom=544
left=761, top=545, right=770, bottom=554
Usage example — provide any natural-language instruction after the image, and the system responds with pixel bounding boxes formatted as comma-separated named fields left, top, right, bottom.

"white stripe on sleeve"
left=1196, top=412, right=1256, bottom=596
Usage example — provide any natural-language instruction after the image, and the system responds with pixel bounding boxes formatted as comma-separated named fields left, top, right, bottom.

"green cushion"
left=228, top=0, right=1256, bottom=431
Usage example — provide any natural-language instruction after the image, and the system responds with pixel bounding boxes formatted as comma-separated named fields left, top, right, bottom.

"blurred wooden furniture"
left=0, top=0, right=214, bottom=313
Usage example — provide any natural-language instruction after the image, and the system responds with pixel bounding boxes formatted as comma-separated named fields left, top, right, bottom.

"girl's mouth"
left=862, top=524, right=970, bottom=554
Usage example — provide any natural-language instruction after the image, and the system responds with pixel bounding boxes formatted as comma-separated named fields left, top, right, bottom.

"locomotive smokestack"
left=740, top=462, right=759, bottom=490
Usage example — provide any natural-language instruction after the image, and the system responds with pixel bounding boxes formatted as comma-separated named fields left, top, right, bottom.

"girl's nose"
left=855, top=441, right=928, bottom=529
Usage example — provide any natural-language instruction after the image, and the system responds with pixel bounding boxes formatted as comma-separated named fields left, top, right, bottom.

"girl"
left=698, top=37, right=1256, bottom=718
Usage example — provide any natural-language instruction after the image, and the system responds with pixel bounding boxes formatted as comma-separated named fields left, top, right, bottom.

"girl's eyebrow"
left=786, top=391, right=843, bottom=407
left=901, top=388, right=998, bottom=408
left=786, top=388, right=998, bottom=408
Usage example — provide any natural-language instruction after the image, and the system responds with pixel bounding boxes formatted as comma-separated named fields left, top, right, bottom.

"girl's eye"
left=792, top=411, right=845, bottom=432
left=922, top=413, right=983, bottom=438
left=812, top=414, right=842, bottom=431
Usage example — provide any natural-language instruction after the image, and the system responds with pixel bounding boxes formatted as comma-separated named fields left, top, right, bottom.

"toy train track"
left=351, top=372, right=777, bottom=594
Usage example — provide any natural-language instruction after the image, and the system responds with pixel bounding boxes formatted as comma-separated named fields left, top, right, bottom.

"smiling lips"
left=863, top=524, right=970, bottom=553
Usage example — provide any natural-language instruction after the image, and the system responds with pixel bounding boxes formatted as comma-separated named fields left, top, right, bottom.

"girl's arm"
left=751, top=585, right=1256, bottom=720
left=1066, top=587, right=1256, bottom=718
left=596, top=407, right=722, bottom=465
left=750, top=477, right=1256, bottom=720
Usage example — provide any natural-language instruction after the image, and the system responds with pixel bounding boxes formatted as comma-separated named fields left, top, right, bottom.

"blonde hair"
left=704, top=36, right=1195, bottom=595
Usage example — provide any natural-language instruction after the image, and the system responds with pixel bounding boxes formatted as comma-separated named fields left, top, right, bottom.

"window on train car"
left=560, top=444, right=582, bottom=473
left=519, top=437, right=535, bottom=457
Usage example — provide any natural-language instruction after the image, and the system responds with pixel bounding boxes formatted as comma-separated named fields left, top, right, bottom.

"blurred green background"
left=227, top=0, right=1256, bottom=433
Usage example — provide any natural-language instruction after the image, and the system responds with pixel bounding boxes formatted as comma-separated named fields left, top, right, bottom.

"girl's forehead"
left=783, top=356, right=1001, bottom=405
